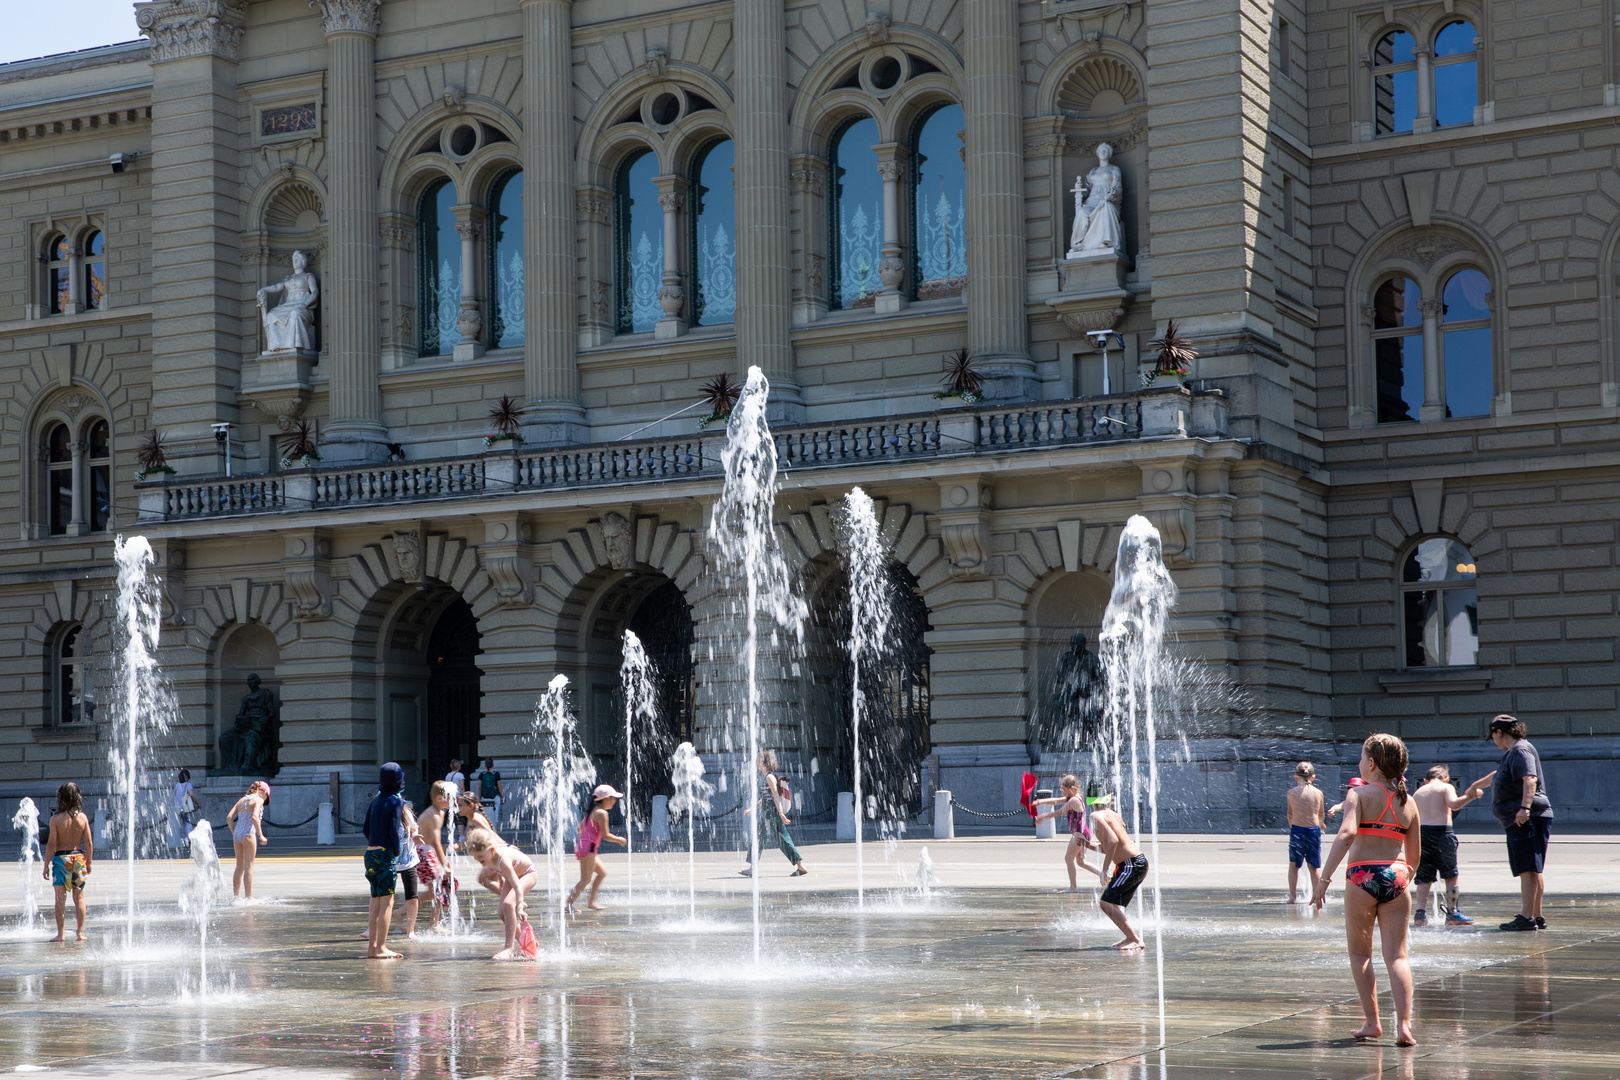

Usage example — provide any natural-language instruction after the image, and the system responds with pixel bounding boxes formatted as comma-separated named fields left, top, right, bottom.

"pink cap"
left=592, top=784, right=624, bottom=801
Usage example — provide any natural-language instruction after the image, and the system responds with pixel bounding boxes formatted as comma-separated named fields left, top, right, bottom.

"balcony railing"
left=138, top=388, right=1224, bottom=522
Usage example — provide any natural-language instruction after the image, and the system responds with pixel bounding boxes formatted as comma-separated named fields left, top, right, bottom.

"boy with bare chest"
left=1285, top=762, right=1325, bottom=903
left=1087, top=797, right=1148, bottom=952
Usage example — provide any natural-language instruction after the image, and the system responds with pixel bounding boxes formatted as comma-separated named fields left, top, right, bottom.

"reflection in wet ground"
left=0, top=887, right=1616, bottom=1079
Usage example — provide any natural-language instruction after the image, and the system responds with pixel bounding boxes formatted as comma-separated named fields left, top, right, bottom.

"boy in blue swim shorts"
left=1285, top=762, right=1324, bottom=903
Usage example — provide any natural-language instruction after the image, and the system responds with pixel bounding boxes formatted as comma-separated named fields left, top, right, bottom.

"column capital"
left=872, top=141, right=909, bottom=166
left=310, top=0, right=383, bottom=37
left=876, top=159, right=907, bottom=183
left=1416, top=298, right=1445, bottom=318
left=134, top=0, right=248, bottom=63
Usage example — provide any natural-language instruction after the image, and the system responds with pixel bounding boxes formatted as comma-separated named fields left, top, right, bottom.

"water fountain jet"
left=12, top=798, right=42, bottom=932
left=842, top=487, right=892, bottom=909
left=668, top=742, right=714, bottom=924
left=620, top=630, right=659, bottom=914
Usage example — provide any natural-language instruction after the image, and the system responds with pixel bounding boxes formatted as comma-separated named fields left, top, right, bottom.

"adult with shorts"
left=1487, top=715, right=1552, bottom=931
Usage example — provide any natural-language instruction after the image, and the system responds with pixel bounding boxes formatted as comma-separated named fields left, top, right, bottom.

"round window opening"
left=448, top=124, right=478, bottom=157
left=871, top=56, right=903, bottom=90
left=649, top=92, right=682, bottom=127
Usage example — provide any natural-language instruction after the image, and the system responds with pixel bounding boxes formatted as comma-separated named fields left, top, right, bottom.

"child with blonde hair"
left=465, top=827, right=538, bottom=960
left=1031, top=775, right=1106, bottom=891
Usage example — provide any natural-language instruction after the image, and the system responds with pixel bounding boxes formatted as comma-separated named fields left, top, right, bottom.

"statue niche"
left=217, top=673, right=282, bottom=777
left=256, top=249, right=319, bottom=353
left=1067, top=143, right=1125, bottom=259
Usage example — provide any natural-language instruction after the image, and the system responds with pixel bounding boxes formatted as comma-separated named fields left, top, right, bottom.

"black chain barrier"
left=947, top=795, right=1026, bottom=820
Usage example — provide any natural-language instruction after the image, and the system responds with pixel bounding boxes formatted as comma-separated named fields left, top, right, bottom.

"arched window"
left=828, top=116, right=883, bottom=310
left=910, top=104, right=966, bottom=300
left=45, top=235, right=70, bottom=315
left=486, top=169, right=524, bottom=349
left=83, top=230, right=105, bottom=311
left=1373, top=29, right=1417, bottom=136
left=690, top=139, right=736, bottom=326
left=1373, top=275, right=1423, bottom=423
left=1441, top=268, right=1491, bottom=418
left=46, top=423, right=73, bottom=535
left=1401, top=538, right=1478, bottom=667
left=87, top=419, right=110, bottom=533
left=53, top=624, right=88, bottom=725
left=615, top=149, right=663, bottom=334
left=1433, top=21, right=1477, bottom=127
left=418, top=178, right=461, bottom=356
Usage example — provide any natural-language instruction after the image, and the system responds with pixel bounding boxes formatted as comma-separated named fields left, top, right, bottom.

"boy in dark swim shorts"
left=1285, top=762, right=1325, bottom=903
left=361, top=763, right=406, bottom=959
left=1087, top=797, right=1148, bottom=951
left=1411, top=764, right=1490, bottom=926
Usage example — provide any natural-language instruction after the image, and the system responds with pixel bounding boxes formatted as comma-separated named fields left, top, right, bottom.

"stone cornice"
left=133, top=0, right=249, bottom=64
left=310, top=0, right=384, bottom=37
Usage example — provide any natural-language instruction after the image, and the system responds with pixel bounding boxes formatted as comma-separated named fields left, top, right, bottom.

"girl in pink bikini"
left=1031, top=774, right=1107, bottom=891
left=567, top=784, right=627, bottom=912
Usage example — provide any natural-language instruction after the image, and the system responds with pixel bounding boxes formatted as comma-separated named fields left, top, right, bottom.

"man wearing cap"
left=1487, top=715, right=1552, bottom=931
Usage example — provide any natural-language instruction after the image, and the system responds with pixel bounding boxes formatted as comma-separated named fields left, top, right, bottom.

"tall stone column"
left=1418, top=297, right=1445, bottom=421
left=134, top=0, right=249, bottom=474
left=451, top=206, right=486, bottom=361
left=874, top=144, right=908, bottom=315
left=521, top=0, right=588, bottom=445
left=963, top=0, right=1034, bottom=400
left=312, top=0, right=388, bottom=461
left=735, top=0, right=802, bottom=421
left=653, top=177, right=687, bottom=339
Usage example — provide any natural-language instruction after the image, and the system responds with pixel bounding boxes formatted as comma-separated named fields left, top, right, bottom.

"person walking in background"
left=226, top=781, right=270, bottom=902
left=362, top=763, right=406, bottom=960
left=173, top=768, right=198, bottom=847
left=42, top=782, right=93, bottom=942
left=1410, top=765, right=1492, bottom=927
left=1313, top=734, right=1420, bottom=1046
left=1487, top=715, right=1553, bottom=931
left=1285, top=762, right=1325, bottom=904
left=444, top=759, right=467, bottom=844
left=477, top=759, right=504, bottom=831
left=741, top=750, right=808, bottom=878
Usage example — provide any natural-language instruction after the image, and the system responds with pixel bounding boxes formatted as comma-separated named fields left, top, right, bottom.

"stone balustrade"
left=136, top=388, right=1226, bottom=522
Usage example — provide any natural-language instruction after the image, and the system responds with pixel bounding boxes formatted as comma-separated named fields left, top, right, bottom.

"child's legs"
left=587, top=856, right=608, bottom=901
left=373, top=894, right=394, bottom=941
left=403, top=897, right=419, bottom=934
left=567, top=856, right=594, bottom=901
left=232, top=840, right=247, bottom=893
left=1064, top=840, right=1083, bottom=889
left=70, top=886, right=86, bottom=933
left=1342, top=885, right=1381, bottom=1024
left=240, top=839, right=257, bottom=896
left=478, top=865, right=501, bottom=894
left=1098, top=900, right=1139, bottom=942
left=1375, top=895, right=1414, bottom=1025
left=53, top=885, right=66, bottom=934
left=496, top=881, right=519, bottom=947
left=1287, top=861, right=1300, bottom=897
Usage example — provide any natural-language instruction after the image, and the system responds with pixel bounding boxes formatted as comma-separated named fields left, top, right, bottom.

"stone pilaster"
left=134, top=0, right=250, bottom=475
left=963, top=0, right=1034, bottom=400
left=734, top=0, right=802, bottom=420
left=521, top=0, right=589, bottom=445
left=653, top=177, right=687, bottom=339
left=451, top=208, right=486, bottom=361
left=312, top=0, right=388, bottom=461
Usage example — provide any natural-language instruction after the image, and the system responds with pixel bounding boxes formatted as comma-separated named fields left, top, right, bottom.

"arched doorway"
left=1028, top=569, right=1111, bottom=756
left=426, top=599, right=483, bottom=782
left=372, top=584, right=482, bottom=786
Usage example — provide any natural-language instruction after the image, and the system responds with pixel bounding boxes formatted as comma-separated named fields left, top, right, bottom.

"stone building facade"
left=0, top=0, right=1615, bottom=832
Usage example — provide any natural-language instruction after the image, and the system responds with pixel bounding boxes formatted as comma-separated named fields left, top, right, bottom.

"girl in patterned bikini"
left=1312, top=733, right=1421, bottom=1046
left=1031, top=775, right=1107, bottom=892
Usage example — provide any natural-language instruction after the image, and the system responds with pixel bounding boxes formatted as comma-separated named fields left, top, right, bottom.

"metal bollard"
left=1034, top=788, right=1055, bottom=839
left=933, top=790, right=954, bottom=840
left=836, top=791, right=855, bottom=840
left=317, top=801, right=335, bottom=845
left=651, top=795, right=670, bottom=844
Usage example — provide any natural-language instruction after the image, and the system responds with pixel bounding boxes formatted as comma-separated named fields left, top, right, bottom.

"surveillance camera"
left=211, top=422, right=232, bottom=444
left=109, top=153, right=125, bottom=174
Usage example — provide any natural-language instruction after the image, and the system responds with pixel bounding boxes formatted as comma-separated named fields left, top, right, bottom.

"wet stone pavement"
left=0, top=845, right=1616, bottom=1079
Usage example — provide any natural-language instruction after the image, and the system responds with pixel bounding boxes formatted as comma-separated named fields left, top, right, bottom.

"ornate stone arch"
left=377, top=97, right=522, bottom=217
left=575, top=66, right=737, bottom=191
left=536, top=514, right=714, bottom=642
left=788, top=27, right=963, bottom=156
left=15, top=371, right=118, bottom=540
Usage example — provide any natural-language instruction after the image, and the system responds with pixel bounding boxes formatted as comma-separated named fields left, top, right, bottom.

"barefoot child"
left=1087, top=794, right=1149, bottom=951
left=225, top=781, right=270, bottom=901
left=465, top=827, right=539, bottom=960
left=1410, top=765, right=1491, bottom=927
left=1032, top=775, right=1106, bottom=891
left=42, top=782, right=93, bottom=941
left=417, top=781, right=455, bottom=930
left=361, top=763, right=406, bottom=960
left=396, top=802, right=423, bottom=938
left=1286, top=762, right=1325, bottom=903
left=567, top=785, right=627, bottom=911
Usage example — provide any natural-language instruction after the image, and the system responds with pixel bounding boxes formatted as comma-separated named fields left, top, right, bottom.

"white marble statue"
left=1067, top=143, right=1125, bottom=259
left=256, top=249, right=319, bottom=352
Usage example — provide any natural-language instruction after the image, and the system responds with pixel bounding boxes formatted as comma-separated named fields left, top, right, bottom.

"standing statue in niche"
left=256, top=249, right=319, bottom=352
left=1043, top=632, right=1107, bottom=752
left=1067, top=143, right=1125, bottom=259
left=217, top=673, right=281, bottom=776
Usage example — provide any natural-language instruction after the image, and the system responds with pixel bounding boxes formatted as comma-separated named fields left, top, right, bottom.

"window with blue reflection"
left=1373, top=275, right=1424, bottom=423
left=84, top=231, right=105, bottom=311
left=910, top=104, right=966, bottom=300
left=615, top=149, right=663, bottom=333
left=1373, top=30, right=1417, bottom=135
left=487, top=169, right=524, bottom=349
left=1441, top=268, right=1491, bottom=418
left=47, top=235, right=69, bottom=315
left=690, top=139, right=736, bottom=326
left=829, top=116, right=883, bottom=309
left=418, top=178, right=461, bottom=356
left=1433, top=21, right=1477, bottom=128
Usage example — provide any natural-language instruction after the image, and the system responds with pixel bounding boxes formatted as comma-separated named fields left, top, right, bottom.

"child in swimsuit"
left=225, top=781, right=270, bottom=902
left=1031, top=775, right=1107, bottom=892
left=1285, top=762, right=1325, bottom=904
left=466, top=826, right=540, bottom=960
left=1087, top=795, right=1148, bottom=952
left=43, top=782, right=93, bottom=941
left=566, top=785, right=627, bottom=912
left=1312, top=733, right=1421, bottom=1046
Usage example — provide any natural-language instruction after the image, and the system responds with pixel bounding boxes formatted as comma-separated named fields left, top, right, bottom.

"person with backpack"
left=741, top=750, right=808, bottom=878
left=477, top=758, right=503, bottom=831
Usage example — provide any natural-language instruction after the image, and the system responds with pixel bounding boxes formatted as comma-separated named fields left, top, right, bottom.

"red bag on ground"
left=1021, top=772, right=1040, bottom=818
left=516, top=916, right=539, bottom=961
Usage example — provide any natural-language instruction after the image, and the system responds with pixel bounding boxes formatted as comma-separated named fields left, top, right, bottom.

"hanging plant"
left=483, top=393, right=527, bottom=448
left=278, top=418, right=321, bottom=468
left=133, top=429, right=176, bottom=481
left=933, top=348, right=983, bottom=404
left=1142, top=319, right=1198, bottom=386
left=696, top=372, right=743, bottom=430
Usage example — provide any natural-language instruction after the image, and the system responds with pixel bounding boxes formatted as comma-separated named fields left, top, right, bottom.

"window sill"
left=1379, top=667, right=1493, bottom=694
left=34, top=725, right=98, bottom=744
left=0, top=305, right=152, bottom=336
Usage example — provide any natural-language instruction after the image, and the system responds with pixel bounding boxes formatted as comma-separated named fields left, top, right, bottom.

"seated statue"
left=218, top=673, right=280, bottom=776
left=1067, top=143, right=1125, bottom=259
left=256, top=249, right=319, bottom=352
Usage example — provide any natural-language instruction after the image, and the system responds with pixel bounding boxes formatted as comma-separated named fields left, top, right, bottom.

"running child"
left=1410, top=765, right=1492, bottom=927
left=1032, top=774, right=1106, bottom=891
left=361, top=763, right=406, bottom=960
left=1087, top=794, right=1149, bottom=952
left=42, top=782, right=93, bottom=942
left=567, top=784, right=627, bottom=912
left=1286, top=762, right=1325, bottom=903
left=225, top=780, right=270, bottom=901
left=465, top=826, right=539, bottom=960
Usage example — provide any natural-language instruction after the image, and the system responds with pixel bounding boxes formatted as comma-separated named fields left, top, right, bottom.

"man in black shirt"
left=1487, top=715, right=1552, bottom=931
